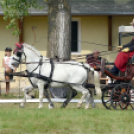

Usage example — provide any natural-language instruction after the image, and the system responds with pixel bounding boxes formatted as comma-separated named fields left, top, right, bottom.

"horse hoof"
left=49, top=107, right=54, bottom=109
left=60, top=105, right=65, bottom=108
left=60, top=103, right=67, bottom=108
left=20, top=103, right=25, bottom=108
left=77, top=103, right=82, bottom=109
left=20, top=106, right=24, bottom=108
left=48, top=104, right=54, bottom=109
left=31, top=95, right=35, bottom=99
left=85, top=106, right=89, bottom=109
left=92, top=106, right=96, bottom=109
left=61, top=104, right=66, bottom=108
left=49, top=106, right=54, bottom=109
left=91, top=104, right=96, bottom=108
left=38, top=106, right=43, bottom=109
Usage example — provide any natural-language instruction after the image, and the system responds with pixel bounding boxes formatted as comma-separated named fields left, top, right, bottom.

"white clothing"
left=3, top=56, right=14, bottom=70
left=106, top=76, right=112, bottom=83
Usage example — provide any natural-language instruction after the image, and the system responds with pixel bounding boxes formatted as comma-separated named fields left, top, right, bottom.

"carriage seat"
left=128, top=55, right=134, bottom=64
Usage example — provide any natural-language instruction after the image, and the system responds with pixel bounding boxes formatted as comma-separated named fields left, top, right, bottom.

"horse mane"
left=23, top=43, right=42, bottom=57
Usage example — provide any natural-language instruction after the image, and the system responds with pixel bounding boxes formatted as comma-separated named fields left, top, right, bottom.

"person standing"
left=2, top=47, right=15, bottom=95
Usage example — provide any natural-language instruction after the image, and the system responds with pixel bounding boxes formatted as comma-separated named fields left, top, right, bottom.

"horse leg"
left=37, top=82, right=45, bottom=108
left=88, top=89, right=96, bottom=108
left=60, top=87, right=73, bottom=108
left=85, top=93, right=90, bottom=109
left=38, top=82, right=55, bottom=109
left=20, top=85, right=33, bottom=108
left=70, top=85, right=89, bottom=109
left=44, top=88, right=55, bottom=109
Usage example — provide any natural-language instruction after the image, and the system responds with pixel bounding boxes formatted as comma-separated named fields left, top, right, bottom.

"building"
left=0, top=0, right=134, bottom=91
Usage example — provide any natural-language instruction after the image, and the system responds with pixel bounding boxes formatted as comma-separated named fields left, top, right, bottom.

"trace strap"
left=44, top=58, right=54, bottom=89
left=26, top=57, right=54, bottom=89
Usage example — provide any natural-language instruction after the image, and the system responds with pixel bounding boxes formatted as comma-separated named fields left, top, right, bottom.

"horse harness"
left=13, top=50, right=92, bottom=87
left=26, top=58, right=90, bottom=88
left=13, top=49, right=55, bottom=89
left=26, top=57, right=55, bottom=89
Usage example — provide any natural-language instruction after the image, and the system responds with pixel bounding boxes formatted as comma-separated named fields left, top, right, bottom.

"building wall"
left=0, top=16, right=18, bottom=70
left=79, top=16, right=109, bottom=61
left=111, top=16, right=133, bottom=62
left=23, top=16, right=48, bottom=56
left=76, top=16, right=134, bottom=62
left=112, top=16, right=133, bottom=46
left=0, top=16, right=19, bottom=92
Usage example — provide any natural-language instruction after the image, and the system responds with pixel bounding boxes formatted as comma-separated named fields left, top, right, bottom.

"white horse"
left=11, top=43, right=99, bottom=109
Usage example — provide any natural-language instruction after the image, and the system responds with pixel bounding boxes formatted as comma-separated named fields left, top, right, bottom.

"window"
left=71, top=19, right=81, bottom=54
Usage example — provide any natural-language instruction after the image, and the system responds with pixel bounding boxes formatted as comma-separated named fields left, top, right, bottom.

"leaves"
left=0, top=0, right=46, bottom=36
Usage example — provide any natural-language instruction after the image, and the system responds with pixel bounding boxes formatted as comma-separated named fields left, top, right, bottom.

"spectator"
left=2, top=47, right=15, bottom=95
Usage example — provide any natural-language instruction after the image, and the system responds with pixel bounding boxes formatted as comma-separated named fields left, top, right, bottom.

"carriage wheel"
left=111, top=83, right=134, bottom=110
left=101, top=89, right=112, bottom=109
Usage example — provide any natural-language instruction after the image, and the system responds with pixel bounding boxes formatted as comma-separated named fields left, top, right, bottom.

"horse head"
left=12, top=43, right=42, bottom=68
left=11, top=42, right=24, bottom=68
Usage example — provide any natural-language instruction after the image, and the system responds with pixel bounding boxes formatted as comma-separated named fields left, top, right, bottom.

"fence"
left=0, top=98, right=102, bottom=103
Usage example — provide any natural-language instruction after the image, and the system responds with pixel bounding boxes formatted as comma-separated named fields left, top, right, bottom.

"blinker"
left=16, top=51, right=22, bottom=57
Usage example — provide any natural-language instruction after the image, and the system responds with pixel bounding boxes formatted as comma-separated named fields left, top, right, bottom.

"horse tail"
left=83, top=63, right=94, bottom=72
left=83, top=63, right=101, bottom=95
left=94, top=70, right=101, bottom=95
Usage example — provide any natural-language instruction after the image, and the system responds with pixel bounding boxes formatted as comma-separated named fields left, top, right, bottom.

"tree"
left=47, top=0, right=71, bottom=59
left=0, top=0, right=71, bottom=59
left=0, top=0, right=40, bottom=35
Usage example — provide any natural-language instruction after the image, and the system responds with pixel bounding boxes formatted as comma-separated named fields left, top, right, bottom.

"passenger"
left=86, top=50, right=101, bottom=71
left=86, top=50, right=102, bottom=95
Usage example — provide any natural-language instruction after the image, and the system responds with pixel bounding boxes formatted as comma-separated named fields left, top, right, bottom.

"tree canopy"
left=0, top=0, right=47, bottom=36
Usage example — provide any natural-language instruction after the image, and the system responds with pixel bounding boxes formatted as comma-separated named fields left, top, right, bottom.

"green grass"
left=0, top=103, right=134, bottom=134
left=0, top=93, right=23, bottom=99
left=0, top=91, right=101, bottom=99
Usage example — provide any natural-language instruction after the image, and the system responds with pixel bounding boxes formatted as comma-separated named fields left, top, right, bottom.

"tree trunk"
left=47, top=0, right=71, bottom=60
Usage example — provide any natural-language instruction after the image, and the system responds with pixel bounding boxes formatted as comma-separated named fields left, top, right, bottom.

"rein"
left=36, top=36, right=116, bottom=48
left=10, top=70, right=85, bottom=86
left=18, top=49, right=117, bottom=65
left=19, top=60, right=92, bottom=69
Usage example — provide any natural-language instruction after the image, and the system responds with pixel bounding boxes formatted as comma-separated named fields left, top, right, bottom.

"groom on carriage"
left=101, top=19, right=134, bottom=77
left=106, top=37, right=134, bottom=76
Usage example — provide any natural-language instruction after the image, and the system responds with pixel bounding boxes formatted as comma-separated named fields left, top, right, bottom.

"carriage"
left=101, top=25, right=134, bottom=110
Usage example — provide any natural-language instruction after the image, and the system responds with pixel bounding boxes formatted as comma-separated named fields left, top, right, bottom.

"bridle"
left=13, top=50, right=26, bottom=64
left=13, top=47, right=44, bottom=88
left=13, top=47, right=44, bottom=74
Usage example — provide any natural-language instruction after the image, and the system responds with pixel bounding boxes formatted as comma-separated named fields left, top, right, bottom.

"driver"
left=103, top=19, right=134, bottom=76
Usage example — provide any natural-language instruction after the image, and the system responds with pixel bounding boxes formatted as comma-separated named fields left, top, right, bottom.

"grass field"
left=0, top=102, right=134, bottom=134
